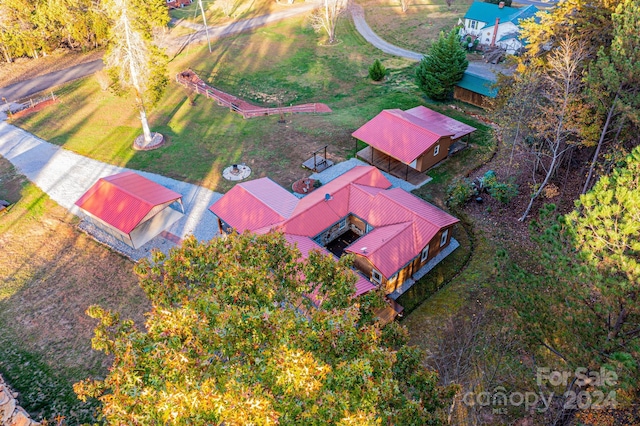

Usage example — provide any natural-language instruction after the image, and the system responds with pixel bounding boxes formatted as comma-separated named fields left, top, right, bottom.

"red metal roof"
left=284, top=234, right=376, bottom=299
left=209, top=165, right=459, bottom=283
left=352, top=109, right=451, bottom=164
left=352, top=107, right=476, bottom=164
left=209, top=178, right=296, bottom=233
left=405, top=106, right=477, bottom=140
left=346, top=222, right=416, bottom=278
left=75, top=171, right=182, bottom=234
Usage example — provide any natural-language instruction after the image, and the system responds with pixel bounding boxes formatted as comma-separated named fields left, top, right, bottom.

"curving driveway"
left=350, top=3, right=505, bottom=81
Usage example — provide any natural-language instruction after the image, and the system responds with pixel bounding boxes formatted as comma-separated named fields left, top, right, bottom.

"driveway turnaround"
left=0, top=122, right=223, bottom=260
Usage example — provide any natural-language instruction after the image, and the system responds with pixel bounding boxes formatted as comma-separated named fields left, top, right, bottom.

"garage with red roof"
left=75, top=171, right=184, bottom=249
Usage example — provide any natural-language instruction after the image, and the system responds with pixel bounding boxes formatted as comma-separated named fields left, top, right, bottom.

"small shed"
left=352, top=106, right=476, bottom=181
left=75, top=171, right=184, bottom=249
left=454, top=72, right=498, bottom=109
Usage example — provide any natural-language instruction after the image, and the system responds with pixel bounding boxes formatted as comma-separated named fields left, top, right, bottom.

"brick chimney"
left=490, top=17, right=500, bottom=46
left=499, top=1, right=505, bottom=7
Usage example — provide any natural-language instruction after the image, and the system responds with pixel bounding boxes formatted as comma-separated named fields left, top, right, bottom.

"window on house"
left=469, top=20, right=478, bottom=29
left=339, top=219, right=346, bottom=230
left=434, top=145, right=440, bottom=156
left=440, top=229, right=449, bottom=247
left=371, top=269, right=382, bottom=284
left=421, top=244, right=430, bottom=262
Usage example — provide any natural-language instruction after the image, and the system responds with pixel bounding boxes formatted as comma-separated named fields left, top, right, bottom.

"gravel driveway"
left=0, top=122, right=223, bottom=260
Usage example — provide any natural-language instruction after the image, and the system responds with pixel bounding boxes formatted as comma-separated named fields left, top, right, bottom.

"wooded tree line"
left=0, top=0, right=112, bottom=62
left=495, top=0, right=640, bottom=220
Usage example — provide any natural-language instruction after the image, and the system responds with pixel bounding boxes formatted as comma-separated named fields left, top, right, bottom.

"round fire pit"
left=222, top=164, right=251, bottom=181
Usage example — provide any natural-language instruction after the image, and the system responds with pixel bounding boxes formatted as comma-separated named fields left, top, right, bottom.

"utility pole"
left=198, top=0, right=212, bottom=52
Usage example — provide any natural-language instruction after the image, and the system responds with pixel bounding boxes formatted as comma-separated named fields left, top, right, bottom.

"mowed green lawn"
left=13, top=16, right=488, bottom=193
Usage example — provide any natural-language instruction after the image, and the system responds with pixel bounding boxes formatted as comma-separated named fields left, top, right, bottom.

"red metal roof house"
left=210, top=166, right=459, bottom=299
left=75, top=171, right=184, bottom=249
left=353, top=106, right=476, bottom=182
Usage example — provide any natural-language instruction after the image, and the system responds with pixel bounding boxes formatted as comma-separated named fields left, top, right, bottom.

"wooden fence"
left=176, top=71, right=331, bottom=119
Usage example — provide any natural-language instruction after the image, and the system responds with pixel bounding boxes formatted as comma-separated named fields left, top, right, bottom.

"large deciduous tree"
left=310, top=0, right=348, bottom=44
left=517, top=36, right=588, bottom=221
left=75, top=232, right=456, bottom=425
left=102, top=0, right=169, bottom=148
left=415, top=30, right=468, bottom=101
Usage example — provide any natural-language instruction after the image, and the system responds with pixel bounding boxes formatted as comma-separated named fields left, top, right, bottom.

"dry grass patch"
left=359, top=0, right=474, bottom=52
left=0, top=156, right=148, bottom=424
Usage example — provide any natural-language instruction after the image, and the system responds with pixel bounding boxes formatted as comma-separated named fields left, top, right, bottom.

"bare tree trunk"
left=138, top=102, right=153, bottom=146
left=582, top=92, right=619, bottom=194
left=520, top=144, right=563, bottom=221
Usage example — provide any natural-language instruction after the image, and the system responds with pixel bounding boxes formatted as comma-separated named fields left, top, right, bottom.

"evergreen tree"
left=581, top=0, right=640, bottom=193
left=75, top=233, right=457, bottom=425
left=368, top=59, right=386, bottom=81
left=497, top=146, right=640, bottom=419
left=415, top=30, right=468, bottom=101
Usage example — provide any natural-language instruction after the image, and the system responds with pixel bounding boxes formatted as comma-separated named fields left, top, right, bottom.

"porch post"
left=388, top=154, right=391, bottom=172
left=371, top=147, right=374, bottom=164
left=405, top=164, right=409, bottom=181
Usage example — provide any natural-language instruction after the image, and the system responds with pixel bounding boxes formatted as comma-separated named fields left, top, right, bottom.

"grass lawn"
left=169, top=0, right=286, bottom=28
left=4, top=11, right=503, bottom=422
left=0, top=157, right=149, bottom=424
left=12, top=16, right=433, bottom=193
left=358, top=0, right=474, bottom=53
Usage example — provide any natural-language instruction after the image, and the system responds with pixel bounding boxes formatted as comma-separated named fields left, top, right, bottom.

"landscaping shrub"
left=487, top=180, right=519, bottom=203
left=446, top=177, right=476, bottom=207
left=479, top=171, right=518, bottom=204
left=369, top=59, right=387, bottom=81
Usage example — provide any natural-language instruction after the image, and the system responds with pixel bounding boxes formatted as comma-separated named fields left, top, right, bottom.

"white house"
left=461, top=1, right=539, bottom=54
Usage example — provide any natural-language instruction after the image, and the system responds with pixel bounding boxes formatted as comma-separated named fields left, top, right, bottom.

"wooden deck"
left=302, top=155, right=333, bottom=172
left=356, top=146, right=430, bottom=186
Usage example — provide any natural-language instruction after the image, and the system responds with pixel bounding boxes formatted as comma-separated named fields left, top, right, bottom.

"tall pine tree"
left=415, top=29, right=468, bottom=101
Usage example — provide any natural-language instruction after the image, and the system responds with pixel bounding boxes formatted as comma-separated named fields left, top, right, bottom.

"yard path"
left=0, top=60, right=104, bottom=103
left=0, top=121, right=223, bottom=260
left=350, top=3, right=504, bottom=81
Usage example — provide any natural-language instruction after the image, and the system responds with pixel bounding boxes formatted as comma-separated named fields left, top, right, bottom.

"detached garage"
left=75, top=171, right=184, bottom=249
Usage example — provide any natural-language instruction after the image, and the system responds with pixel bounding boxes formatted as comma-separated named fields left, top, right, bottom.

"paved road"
left=350, top=3, right=506, bottom=81
left=0, top=59, right=104, bottom=102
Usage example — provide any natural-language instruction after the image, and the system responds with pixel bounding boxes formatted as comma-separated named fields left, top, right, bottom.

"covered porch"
left=355, top=145, right=430, bottom=186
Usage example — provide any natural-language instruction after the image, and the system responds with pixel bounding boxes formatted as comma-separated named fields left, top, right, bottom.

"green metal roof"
left=456, top=72, right=498, bottom=98
left=463, top=2, right=539, bottom=25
